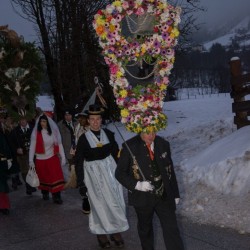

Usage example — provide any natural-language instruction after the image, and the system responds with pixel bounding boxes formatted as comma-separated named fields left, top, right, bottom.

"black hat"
left=85, top=104, right=104, bottom=115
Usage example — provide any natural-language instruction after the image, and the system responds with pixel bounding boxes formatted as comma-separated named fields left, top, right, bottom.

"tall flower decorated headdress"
left=0, top=25, right=42, bottom=122
left=93, top=0, right=181, bottom=133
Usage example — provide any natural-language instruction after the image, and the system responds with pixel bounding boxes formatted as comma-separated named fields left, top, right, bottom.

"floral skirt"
left=35, top=155, right=65, bottom=193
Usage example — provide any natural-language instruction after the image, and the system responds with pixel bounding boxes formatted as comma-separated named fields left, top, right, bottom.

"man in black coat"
left=10, top=117, right=35, bottom=195
left=115, top=132, right=184, bottom=250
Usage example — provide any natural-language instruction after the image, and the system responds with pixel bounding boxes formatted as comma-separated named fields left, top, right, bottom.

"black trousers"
left=134, top=196, right=184, bottom=250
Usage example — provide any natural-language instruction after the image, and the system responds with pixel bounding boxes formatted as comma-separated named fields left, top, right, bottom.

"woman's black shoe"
left=110, top=234, right=124, bottom=248
left=42, top=190, right=49, bottom=200
left=43, top=194, right=49, bottom=200
left=97, top=235, right=111, bottom=249
left=26, top=184, right=37, bottom=195
left=52, top=192, right=63, bottom=204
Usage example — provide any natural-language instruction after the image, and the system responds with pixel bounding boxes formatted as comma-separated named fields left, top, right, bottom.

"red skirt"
left=0, top=193, right=10, bottom=209
left=35, top=155, right=65, bottom=193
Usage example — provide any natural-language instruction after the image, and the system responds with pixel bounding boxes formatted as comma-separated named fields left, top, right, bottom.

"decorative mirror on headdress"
left=93, top=0, right=181, bottom=133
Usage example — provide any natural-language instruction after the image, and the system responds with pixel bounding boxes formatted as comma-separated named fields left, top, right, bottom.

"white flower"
left=106, top=5, right=114, bottom=14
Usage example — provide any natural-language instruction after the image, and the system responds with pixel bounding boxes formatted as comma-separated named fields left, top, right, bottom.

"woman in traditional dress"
left=29, top=114, right=66, bottom=204
left=75, top=104, right=129, bottom=249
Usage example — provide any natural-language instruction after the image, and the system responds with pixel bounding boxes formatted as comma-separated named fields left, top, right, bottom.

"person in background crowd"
left=74, top=112, right=90, bottom=214
left=116, top=131, right=184, bottom=250
left=57, top=109, right=77, bottom=166
left=0, top=130, right=12, bottom=215
left=75, top=104, right=129, bottom=249
left=0, top=110, right=6, bottom=133
left=29, top=114, right=66, bottom=204
left=3, top=116, right=22, bottom=190
left=11, top=117, right=36, bottom=195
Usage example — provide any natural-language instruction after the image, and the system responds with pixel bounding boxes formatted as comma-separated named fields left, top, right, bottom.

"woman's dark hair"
left=37, top=114, right=52, bottom=135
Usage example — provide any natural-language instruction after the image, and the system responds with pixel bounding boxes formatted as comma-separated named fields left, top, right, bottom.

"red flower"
left=154, top=27, right=159, bottom=32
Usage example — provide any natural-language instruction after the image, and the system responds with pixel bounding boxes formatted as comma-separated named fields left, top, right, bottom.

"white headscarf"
left=30, top=113, right=62, bottom=146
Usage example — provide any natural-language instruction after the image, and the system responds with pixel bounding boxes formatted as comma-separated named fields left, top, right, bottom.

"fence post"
left=230, top=57, right=250, bottom=129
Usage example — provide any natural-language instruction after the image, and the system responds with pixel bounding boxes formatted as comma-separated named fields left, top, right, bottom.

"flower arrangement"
left=93, top=0, right=181, bottom=133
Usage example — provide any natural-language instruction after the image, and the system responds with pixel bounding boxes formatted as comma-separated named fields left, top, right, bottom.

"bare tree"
left=11, top=0, right=112, bottom=120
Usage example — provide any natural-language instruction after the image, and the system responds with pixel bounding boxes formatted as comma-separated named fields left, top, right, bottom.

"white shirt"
left=29, top=129, right=65, bottom=162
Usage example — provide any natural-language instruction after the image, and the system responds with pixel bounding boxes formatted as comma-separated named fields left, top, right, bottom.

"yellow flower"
left=119, top=89, right=128, bottom=98
left=160, top=84, right=167, bottom=91
left=116, top=71, right=123, bottom=78
left=100, top=32, right=107, bottom=39
left=146, top=126, right=154, bottom=133
left=142, top=100, right=150, bottom=108
left=113, top=1, right=122, bottom=7
left=96, top=18, right=106, bottom=26
left=121, top=109, right=129, bottom=118
left=170, top=28, right=180, bottom=38
left=109, top=24, right=116, bottom=33
left=158, top=3, right=165, bottom=9
left=134, top=126, right=142, bottom=134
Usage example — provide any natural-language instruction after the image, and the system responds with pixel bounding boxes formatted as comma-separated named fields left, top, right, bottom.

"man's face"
left=88, top=115, right=102, bottom=131
left=78, top=116, right=87, bottom=126
left=20, top=118, right=27, bottom=127
left=64, top=114, right=72, bottom=122
left=140, top=132, right=156, bottom=145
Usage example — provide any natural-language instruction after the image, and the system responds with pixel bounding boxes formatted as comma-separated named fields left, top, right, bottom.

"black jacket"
left=75, top=128, right=119, bottom=187
left=10, top=124, right=33, bottom=155
left=115, top=135, right=180, bottom=208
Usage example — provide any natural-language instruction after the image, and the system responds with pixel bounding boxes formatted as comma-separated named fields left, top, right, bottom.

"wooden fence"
left=230, top=57, right=250, bottom=129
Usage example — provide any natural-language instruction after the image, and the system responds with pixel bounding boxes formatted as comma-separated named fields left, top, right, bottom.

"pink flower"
left=136, top=7, right=145, bottom=15
left=143, top=117, right=151, bottom=125
left=104, top=57, right=111, bottom=65
left=122, top=1, right=129, bottom=10
left=110, top=64, right=119, bottom=75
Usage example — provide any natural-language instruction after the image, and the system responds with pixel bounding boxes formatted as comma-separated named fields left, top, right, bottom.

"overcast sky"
left=198, top=0, right=250, bottom=27
left=1, top=0, right=250, bottom=42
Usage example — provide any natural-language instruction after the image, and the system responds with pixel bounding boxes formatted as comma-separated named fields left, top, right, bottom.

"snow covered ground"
left=107, top=93, right=250, bottom=234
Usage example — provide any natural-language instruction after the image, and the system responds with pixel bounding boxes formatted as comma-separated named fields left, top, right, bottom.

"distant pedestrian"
left=3, top=116, right=22, bottom=190
left=11, top=117, right=36, bottom=195
left=75, top=104, right=129, bottom=248
left=116, top=131, right=184, bottom=250
left=29, top=114, right=66, bottom=204
left=57, top=109, right=77, bottom=166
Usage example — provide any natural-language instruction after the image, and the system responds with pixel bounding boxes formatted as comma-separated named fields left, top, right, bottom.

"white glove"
left=135, top=181, right=154, bottom=192
left=175, top=198, right=180, bottom=205
left=7, top=159, right=12, bottom=169
left=29, top=161, right=35, bottom=168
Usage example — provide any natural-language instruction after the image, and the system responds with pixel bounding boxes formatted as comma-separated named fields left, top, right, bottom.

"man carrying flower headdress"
left=116, top=130, right=184, bottom=250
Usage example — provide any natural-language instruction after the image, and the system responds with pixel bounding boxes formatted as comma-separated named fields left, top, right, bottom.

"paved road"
left=0, top=185, right=249, bottom=250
